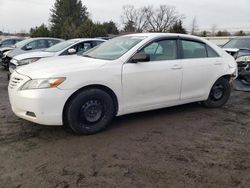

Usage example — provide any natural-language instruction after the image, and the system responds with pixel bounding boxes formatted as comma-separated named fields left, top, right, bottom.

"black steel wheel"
left=64, top=88, right=115, bottom=134
left=202, top=77, right=231, bottom=108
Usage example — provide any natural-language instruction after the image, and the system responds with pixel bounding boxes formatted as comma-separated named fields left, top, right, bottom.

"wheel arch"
left=220, top=74, right=232, bottom=82
left=62, top=84, right=119, bottom=124
left=205, top=74, right=233, bottom=100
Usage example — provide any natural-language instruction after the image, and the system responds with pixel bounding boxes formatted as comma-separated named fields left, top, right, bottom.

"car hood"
left=16, top=55, right=108, bottom=79
left=14, top=51, right=56, bottom=61
left=0, top=46, right=14, bottom=52
left=8, top=48, right=46, bottom=58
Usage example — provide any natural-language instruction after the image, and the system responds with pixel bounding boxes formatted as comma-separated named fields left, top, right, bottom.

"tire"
left=64, top=88, right=115, bottom=135
left=202, top=77, right=231, bottom=108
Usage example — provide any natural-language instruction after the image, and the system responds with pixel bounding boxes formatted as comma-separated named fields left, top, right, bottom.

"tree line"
left=30, top=0, right=187, bottom=38
left=27, top=0, right=248, bottom=39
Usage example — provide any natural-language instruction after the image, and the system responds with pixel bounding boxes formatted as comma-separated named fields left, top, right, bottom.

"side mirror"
left=68, top=48, right=76, bottom=54
left=25, top=45, right=32, bottom=50
left=130, top=52, right=150, bottom=63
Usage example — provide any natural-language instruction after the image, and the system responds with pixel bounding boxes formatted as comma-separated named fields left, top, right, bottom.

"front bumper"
left=8, top=72, right=74, bottom=126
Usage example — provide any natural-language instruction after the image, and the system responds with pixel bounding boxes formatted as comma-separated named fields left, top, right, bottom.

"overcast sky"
left=0, top=0, right=250, bottom=33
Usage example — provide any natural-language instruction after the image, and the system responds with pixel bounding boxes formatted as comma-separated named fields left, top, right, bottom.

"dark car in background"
left=223, top=36, right=250, bottom=91
left=1, top=37, right=64, bottom=69
left=222, top=36, right=250, bottom=57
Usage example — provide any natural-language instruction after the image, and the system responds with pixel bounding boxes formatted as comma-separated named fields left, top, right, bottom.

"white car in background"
left=9, top=38, right=106, bottom=73
left=8, top=33, right=237, bottom=134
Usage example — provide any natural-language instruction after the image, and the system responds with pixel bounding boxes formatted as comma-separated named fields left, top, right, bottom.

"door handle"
left=171, top=64, right=182, bottom=70
left=214, top=61, right=222, bottom=65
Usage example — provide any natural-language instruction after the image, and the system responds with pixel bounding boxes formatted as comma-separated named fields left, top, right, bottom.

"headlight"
left=21, top=77, right=66, bottom=90
left=19, top=58, right=41, bottom=65
left=236, top=55, right=250, bottom=63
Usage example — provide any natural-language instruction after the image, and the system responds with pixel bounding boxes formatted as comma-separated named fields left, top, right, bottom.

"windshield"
left=45, top=40, right=76, bottom=52
left=15, top=38, right=34, bottom=48
left=223, top=38, right=250, bottom=49
left=84, top=36, right=146, bottom=60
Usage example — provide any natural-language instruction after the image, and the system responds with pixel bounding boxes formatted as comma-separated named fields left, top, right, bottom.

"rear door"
left=180, top=39, right=222, bottom=100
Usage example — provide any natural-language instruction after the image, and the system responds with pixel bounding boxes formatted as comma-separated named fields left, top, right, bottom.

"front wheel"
left=201, top=77, right=231, bottom=108
left=64, top=89, right=115, bottom=134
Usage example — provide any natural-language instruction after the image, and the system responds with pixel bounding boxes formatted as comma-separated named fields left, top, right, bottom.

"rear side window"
left=207, top=45, right=219, bottom=57
left=181, top=40, right=207, bottom=59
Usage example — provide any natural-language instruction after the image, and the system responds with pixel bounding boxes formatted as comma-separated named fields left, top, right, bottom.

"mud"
left=0, top=67, right=250, bottom=188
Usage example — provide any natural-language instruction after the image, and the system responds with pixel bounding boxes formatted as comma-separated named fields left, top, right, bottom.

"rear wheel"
left=64, top=89, right=115, bottom=134
left=202, top=77, right=231, bottom=108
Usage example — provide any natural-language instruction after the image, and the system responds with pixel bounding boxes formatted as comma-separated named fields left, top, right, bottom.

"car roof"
left=29, top=37, right=64, bottom=41
left=67, top=38, right=106, bottom=42
left=231, top=36, right=250, bottom=39
left=1, top=37, right=24, bottom=41
left=123, top=32, right=204, bottom=39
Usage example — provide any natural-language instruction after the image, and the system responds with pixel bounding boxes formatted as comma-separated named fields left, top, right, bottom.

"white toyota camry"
left=8, top=33, right=237, bottom=134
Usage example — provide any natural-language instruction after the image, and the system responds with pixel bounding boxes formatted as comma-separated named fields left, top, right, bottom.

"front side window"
left=181, top=40, right=207, bottom=59
left=140, top=40, right=177, bottom=61
left=25, top=40, right=38, bottom=50
left=77, top=42, right=93, bottom=53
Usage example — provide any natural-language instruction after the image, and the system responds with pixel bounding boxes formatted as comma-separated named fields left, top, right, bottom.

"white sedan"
left=9, top=38, right=106, bottom=73
left=8, top=33, right=237, bottom=134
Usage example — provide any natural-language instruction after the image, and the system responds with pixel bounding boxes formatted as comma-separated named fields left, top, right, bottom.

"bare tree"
left=147, top=5, right=184, bottom=32
left=121, top=5, right=149, bottom=32
left=121, top=5, right=184, bottom=33
left=190, top=17, right=199, bottom=35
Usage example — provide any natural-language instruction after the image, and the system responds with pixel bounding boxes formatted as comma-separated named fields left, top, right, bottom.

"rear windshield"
left=223, top=38, right=250, bottom=49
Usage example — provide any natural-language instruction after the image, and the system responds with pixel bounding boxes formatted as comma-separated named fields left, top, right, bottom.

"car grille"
left=9, top=72, right=30, bottom=90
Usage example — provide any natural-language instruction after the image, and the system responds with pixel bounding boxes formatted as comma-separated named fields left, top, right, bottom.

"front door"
left=122, top=39, right=183, bottom=113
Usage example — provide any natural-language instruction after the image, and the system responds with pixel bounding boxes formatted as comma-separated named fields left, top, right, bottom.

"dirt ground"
left=0, top=67, right=250, bottom=188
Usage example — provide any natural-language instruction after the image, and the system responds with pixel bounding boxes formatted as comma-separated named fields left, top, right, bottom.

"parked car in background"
left=9, top=38, right=106, bottom=73
left=1, top=37, right=64, bottom=69
left=0, top=37, right=24, bottom=48
left=8, top=33, right=237, bottom=134
left=222, top=36, right=250, bottom=57
left=0, top=37, right=24, bottom=63
left=222, top=36, right=250, bottom=92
